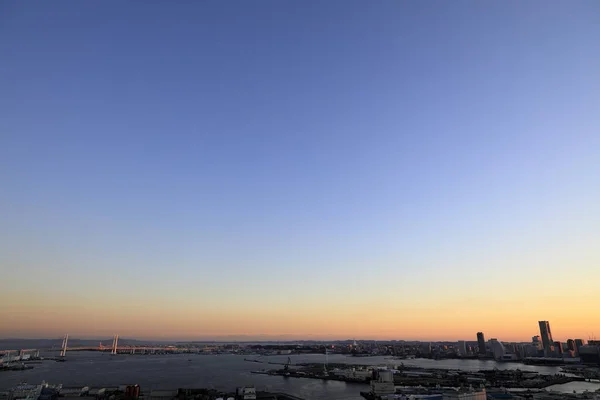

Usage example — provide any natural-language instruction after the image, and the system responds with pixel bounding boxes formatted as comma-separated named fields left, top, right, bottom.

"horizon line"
left=0, top=336, right=587, bottom=343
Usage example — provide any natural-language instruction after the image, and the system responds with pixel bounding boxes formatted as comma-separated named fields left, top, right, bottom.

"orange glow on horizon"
left=2, top=292, right=598, bottom=342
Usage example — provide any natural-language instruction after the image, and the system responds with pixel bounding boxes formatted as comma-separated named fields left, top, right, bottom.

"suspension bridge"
left=1, top=334, right=188, bottom=359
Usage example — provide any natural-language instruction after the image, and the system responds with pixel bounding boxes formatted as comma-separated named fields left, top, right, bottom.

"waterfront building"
left=235, top=387, right=256, bottom=400
left=554, top=341, right=564, bottom=355
left=513, top=343, right=527, bottom=359
left=476, top=332, right=486, bottom=355
left=567, top=339, right=576, bottom=352
left=457, top=341, right=468, bottom=356
left=578, top=343, right=600, bottom=364
left=531, top=336, right=543, bottom=356
left=538, top=321, right=555, bottom=356
left=332, top=367, right=372, bottom=381
left=575, top=339, right=585, bottom=352
left=370, top=370, right=395, bottom=396
left=490, top=339, right=505, bottom=360
left=523, top=344, right=539, bottom=357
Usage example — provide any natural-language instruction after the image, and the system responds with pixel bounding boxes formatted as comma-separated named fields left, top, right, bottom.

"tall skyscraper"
left=575, top=339, right=585, bottom=352
left=567, top=339, right=576, bottom=352
left=477, top=332, right=486, bottom=355
left=538, top=321, right=555, bottom=356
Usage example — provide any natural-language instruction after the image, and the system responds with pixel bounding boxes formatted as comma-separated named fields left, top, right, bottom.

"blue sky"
left=1, top=1, right=599, bottom=340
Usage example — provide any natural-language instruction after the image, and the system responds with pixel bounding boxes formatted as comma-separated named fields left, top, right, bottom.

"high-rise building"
left=567, top=339, right=576, bottom=352
left=575, top=339, right=585, bottom=352
left=532, top=335, right=543, bottom=352
left=457, top=340, right=468, bottom=356
left=477, top=332, right=486, bottom=355
left=490, top=338, right=505, bottom=360
left=538, top=321, right=555, bottom=356
left=554, top=341, right=564, bottom=355
left=421, top=342, right=432, bottom=355
left=514, top=344, right=527, bottom=359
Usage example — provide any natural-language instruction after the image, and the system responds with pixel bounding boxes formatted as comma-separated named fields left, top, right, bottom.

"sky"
left=1, top=1, right=599, bottom=342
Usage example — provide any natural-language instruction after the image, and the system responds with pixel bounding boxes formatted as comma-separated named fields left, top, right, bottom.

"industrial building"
left=370, top=370, right=396, bottom=396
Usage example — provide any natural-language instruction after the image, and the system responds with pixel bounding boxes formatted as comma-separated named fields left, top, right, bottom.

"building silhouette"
left=554, top=341, right=564, bottom=355
left=477, top=332, right=486, bottom=355
left=457, top=340, right=468, bottom=356
left=575, top=339, right=585, bottom=353
left=490, top=338, right=505, bottom=360
left=538, top=321, right=555, bottom=356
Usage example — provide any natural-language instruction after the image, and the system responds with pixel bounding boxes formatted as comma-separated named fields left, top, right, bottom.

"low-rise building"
left=442, top=388, right=486, bottom=400
left=370, top=370, right=395, bottom=396
left=235, top=386, right=256, bottom=400
left=149, top=389, right=177, bottom=400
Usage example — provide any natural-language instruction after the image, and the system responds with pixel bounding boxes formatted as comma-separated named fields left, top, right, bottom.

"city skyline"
left=1, top=1, right=600, bottom=340
left=2, top=319, right=598, bottom=343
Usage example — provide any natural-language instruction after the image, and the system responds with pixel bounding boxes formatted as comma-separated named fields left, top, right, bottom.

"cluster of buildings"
left=0, top=383, right=292, bottom=400
left=0, top=350, right=39, bottom=365
left=365, top=369, right=487, bottom=400
left=470, top=321, right=600, bottom=363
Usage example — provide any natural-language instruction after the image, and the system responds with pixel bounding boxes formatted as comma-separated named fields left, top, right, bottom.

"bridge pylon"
left=111, top=335, right=119, bottom=355
left=60, top=334, right=69, bottom=357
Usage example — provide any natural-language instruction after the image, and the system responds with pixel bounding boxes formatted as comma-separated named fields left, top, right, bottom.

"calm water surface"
left=1, top=353, right=598, bottom=397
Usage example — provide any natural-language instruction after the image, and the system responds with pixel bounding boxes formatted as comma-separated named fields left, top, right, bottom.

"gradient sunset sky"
left=1, top=1, right=599, bottom=342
